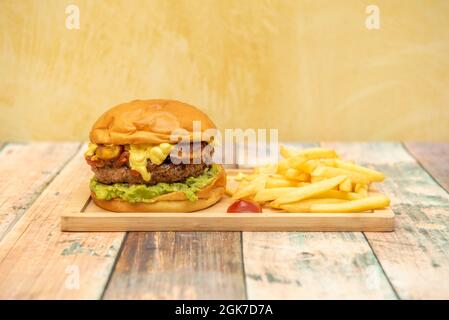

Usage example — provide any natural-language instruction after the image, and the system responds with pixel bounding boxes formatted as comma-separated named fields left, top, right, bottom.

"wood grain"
left=102, top=159, right=245, bottom=298
left=323, top=142, right=449, bottom=299
left=103, top=232, right=245, bottom=299
left=62, top=210, right=394, bottom=232
left=0, top=146, right=126, bottom=299
left=240, top=142, right=397, bottom=299
left=0, top=142, right=80, bottom=240
left=404, top=142, right=449, bottom=192
left=62, top=168, right=394, bottom=232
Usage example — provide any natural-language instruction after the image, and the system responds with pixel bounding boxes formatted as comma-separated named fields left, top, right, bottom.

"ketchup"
left=227, top=199, right=262, bottom=213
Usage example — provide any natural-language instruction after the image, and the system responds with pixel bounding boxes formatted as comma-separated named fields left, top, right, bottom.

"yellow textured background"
left=0, top=0, right=448, bottom=141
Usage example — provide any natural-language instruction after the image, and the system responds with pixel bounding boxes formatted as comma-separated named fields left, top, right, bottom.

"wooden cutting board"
left=60, top=169, right=394, bottom=232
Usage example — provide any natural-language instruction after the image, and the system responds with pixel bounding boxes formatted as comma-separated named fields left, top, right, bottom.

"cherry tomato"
left=227, top=199, right=262, bottom=213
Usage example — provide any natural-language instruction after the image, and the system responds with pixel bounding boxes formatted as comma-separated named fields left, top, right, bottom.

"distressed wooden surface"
left=0, top=142, right=80, bottom=240
left=240, top=143, right=396, bottom=299
left=323, top=142, right=449, bottom=299
left=0, top=147, right=126, bottom=299
left=103, top=232, right=246, bottom=299
left=404, top=142, right=449, bottom=192
left=0, top=142, right=448, bottom=299
left=102, top=157, right=247, bottom=299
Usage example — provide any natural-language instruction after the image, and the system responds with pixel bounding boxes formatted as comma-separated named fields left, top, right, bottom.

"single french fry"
left=254, top=164, right=277, bottom=175
left=280, top=198, right=347, bottom=213
left=254, top=187, right=298, bottom=202
left=284, top=168, right=310, bottom=182
left=297, top=160, right=320, bottom=174
left=309, top=195, right=390, bottom=213
left=334, top=159, right=385, bottom=182
left=266, top=177, right=298, bottom=188
left=298, top=172, right=311, bottom=182
left=271, top=175, right=347, bottom=206
left=225, top=181, right=238, bottom=196
left=283, top=168, right=301, bottom=180
left=232, top=173, right=266, bottom=199
left=254, top=175, right=268, bottom=193
left=319, top=158, right=336, bottom=166
left=339, top=177, right=352, bottom=192
left=234, top=172, right=247, bottom=181
left=232, top=182, right=256, bottom=200
left=312, top=166, right=371, bottom=184
left=296, top=182, right=310, bottom=187
left=354, top=183, right=368, bottom=196
left=280, top=145, right=297, bottom=159
left=286, top=155, right=307, bottom=169
left=276, top=159, right=289, bottom=174
left=311, top=176, right=325, bottom=183
left=311, top=189, right=363, bottom=201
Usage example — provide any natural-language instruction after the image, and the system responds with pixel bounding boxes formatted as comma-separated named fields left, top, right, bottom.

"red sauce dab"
left=227, top=199, right=262, bottom=213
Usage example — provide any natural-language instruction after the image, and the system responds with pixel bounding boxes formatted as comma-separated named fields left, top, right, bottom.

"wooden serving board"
left=60, top=169, right=394, bottom=232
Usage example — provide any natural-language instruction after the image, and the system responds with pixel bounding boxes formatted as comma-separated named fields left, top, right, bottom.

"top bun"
left=90, top=99, right=217, bottom=145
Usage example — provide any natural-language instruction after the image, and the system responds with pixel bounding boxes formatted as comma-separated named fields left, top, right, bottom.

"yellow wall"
left=1, top=0, right=448, bottom=141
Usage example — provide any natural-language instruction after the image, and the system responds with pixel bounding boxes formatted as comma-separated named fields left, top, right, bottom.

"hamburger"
left=85, top=99, right=226, bottom=212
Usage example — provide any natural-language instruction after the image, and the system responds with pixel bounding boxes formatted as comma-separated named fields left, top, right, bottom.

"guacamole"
left=90, top=164, right=220, bottom=203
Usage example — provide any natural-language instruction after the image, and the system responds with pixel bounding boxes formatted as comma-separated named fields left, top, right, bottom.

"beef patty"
left=88, top=142, right=212, bottom=185
left=92, top=162, right=208, bottom=185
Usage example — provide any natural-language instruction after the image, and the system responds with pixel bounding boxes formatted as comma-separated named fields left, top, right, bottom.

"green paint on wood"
left=323, top=142, right=449, bottom=299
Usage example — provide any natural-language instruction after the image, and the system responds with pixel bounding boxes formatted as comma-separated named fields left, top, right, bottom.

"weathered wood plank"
left=102, top=144, right=246, bottom=299
left=103, top=232, right=246, bottom=299
left=240, top=142, right=396, bottom=299
left=0, top=146, right=126, bottom=299
left=404, top=142, right=449, bottom=192
left=0, top=142, right=81, bottom=240
left=103, top=163, right=246, bottom=298
left=323, top=142, right=449, bottom=299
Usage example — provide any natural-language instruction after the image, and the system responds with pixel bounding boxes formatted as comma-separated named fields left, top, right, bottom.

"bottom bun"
left=91, top=165, right=226, bottom=212
left=91, top=187, right=224, bottom=212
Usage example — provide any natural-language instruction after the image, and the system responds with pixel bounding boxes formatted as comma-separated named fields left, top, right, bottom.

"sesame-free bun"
left=91, top=165, right=226, bottom=212
left=90, top=99, right=216, bottom=145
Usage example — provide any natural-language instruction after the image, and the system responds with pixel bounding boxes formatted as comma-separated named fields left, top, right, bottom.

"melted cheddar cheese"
left=86, top=142, right=174, bottom=182
left=128, top=143, right=174, bottom=181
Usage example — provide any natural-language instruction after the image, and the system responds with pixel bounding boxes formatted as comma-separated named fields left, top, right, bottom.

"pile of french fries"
left=226, top=146, right=390, bottom=213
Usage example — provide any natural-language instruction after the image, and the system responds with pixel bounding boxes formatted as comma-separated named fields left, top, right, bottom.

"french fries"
left=312, top=166, right=371, bottom=184
left=354, top=183, right=368, bottom=196
left=225, top=176, right=239, bottom=196
left=229, top=145, right=390, bottom=213
left=339, top=178, right=352, bottom=193
left=254, top=187, right=298, bottom=202
left=280, top=198, right=347, bottom=213
left=311, top=190, right=363, bottom=201
left=271, top=175, right=346, bottom=207
left=266, top=176, right=299, bottom=188
left=309, top=195, right=390, bottom=213
left=334, top=159, right=384, bottom=182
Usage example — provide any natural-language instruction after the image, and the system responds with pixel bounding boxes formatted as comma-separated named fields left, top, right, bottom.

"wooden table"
left=0, top=142, right=448, bottom=299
